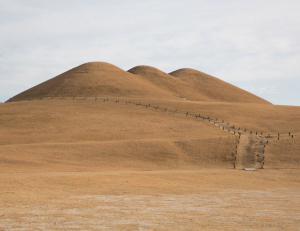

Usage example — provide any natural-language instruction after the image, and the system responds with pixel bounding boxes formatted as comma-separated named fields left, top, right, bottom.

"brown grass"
left=265, top=138, right=300, bottom=168
left=0, top=100, right=237, bottom=173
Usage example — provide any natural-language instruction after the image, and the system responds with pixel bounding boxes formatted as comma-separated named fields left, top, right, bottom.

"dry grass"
left=127, top=98, right=300, bottom=133
left=265, top=138, right=300, bottom=169
left=0, top=100, right=237, bottom=173
left=1, top=170, right=300, bottom=230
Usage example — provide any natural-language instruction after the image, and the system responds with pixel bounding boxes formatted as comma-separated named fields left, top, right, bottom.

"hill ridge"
left=9, top=62, right=270, bottom=104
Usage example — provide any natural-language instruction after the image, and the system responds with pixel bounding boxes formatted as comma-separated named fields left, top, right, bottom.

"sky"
left=0, top=0, right=299, bottom=105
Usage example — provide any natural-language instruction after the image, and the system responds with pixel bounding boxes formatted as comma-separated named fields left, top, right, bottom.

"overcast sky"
left=0, top=0, right=299, bottom=105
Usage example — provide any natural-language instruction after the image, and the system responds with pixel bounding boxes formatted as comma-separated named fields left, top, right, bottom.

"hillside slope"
left=0, top=100, right=237, bottom=172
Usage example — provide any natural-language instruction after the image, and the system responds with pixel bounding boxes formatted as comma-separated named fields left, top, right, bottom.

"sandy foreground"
left=1, top=169, right=300, bottom=230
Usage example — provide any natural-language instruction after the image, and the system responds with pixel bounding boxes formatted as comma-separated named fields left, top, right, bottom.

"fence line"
left=6, top=96, right=298, bottom=140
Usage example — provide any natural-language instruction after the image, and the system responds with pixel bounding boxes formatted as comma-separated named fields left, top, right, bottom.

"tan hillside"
left=169, top=68, right=271, bottom=104
left=0, top=100, right=237, bottom=172
left=9, top=62, right=175, bottom=101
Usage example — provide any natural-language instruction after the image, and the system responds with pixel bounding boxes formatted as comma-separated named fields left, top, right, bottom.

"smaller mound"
left=169, top=68, right=271, bottom=104
left=128, top=66, right=189, bottom=97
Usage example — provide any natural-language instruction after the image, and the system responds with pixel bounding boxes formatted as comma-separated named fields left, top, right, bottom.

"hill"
left=169, top=68, right=270, bottom=104
left=9, top=62, right=175, bottom=101
left=9, top=62, right=270, bottom=104
left=128, top=66, right=270, bottom=104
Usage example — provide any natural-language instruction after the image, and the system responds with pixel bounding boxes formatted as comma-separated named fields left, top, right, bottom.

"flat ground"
left=1, top=99, right=300, bottom=230
left=1, top=170, right=300, bottom=230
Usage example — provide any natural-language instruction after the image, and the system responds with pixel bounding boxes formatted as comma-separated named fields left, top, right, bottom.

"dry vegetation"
left=1, top=62, right=300, bottom=230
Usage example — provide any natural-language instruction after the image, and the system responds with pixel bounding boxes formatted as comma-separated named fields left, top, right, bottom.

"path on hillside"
left=5, top=96, right=300, bottom=170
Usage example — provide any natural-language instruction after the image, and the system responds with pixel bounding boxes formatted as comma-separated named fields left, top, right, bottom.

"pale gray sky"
left=1, top=0, right=299, bottom=105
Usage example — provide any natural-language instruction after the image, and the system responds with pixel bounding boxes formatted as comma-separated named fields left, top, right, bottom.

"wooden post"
left=289, top=132, right=291, bottom=136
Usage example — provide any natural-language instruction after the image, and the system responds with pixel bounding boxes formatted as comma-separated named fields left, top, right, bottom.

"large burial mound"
left=9, top=62, right=175, bottom=101
left=10, top=62, right=270, bottom=104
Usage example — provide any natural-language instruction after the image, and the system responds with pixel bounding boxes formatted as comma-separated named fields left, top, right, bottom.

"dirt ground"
left=1, top=169, right=300, bottom=230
